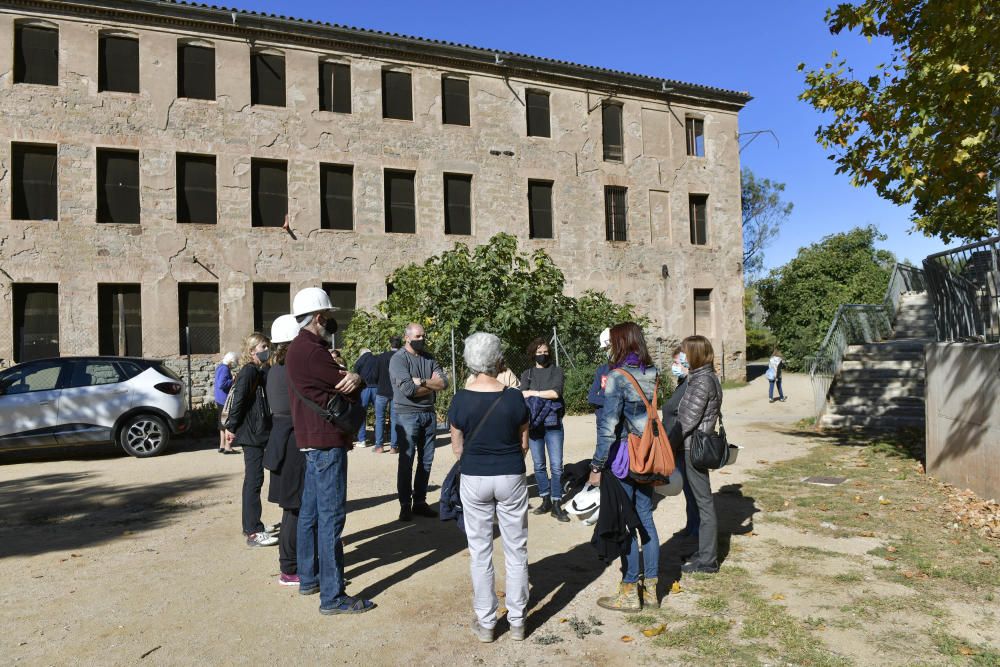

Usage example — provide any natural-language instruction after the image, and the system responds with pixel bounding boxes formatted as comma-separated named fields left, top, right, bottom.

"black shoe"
left=550, top=500, right=570, bottom=523
left=398, top=506, right=413, bottom=522
left=681, top=561, right=719, bottom=574
left=412, top=503, right=437, bottom=518
left=532, top=497, right=552, bottom=515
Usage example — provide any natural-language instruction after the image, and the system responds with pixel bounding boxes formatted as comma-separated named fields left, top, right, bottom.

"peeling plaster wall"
left=0, top=10, right=747, bottom=378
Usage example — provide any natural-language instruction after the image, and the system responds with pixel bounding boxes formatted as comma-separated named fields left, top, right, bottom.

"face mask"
left=409, top=339, right=426, bottom=353
left=535, top=354, right=550, bottom=366
left=678, top=352, right=689, bottom=368
left=671, top=363, right=687, bottom=378
left=318, top=316, right=338, bottom=341
left=255, top=349, right=271, bottom=363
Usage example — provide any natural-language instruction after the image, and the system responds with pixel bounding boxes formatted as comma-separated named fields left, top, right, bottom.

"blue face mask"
left=677, top=352, right=689, bottom=368
left=671, top=363, right=687, bottom=378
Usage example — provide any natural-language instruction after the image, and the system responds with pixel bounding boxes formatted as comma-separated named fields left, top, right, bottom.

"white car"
left=0, top=356, right=189, bottom=458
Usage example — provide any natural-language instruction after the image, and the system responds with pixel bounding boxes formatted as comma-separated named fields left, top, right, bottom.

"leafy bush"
left=745, top=327, right=775, bottom=361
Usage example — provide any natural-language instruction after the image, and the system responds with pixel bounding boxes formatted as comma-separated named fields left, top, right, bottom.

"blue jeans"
left=769, top=378, right=784, bottom=400
left=396, top=411, right=436, bottom=507
left=528, top=424, right=564, bottom=501
left=374, top=394, right=396, bottom=449
left=620, top=478, right=659, bottom=582
left=355, top=387, right=378, bottom=443
left=297, top=448, right=348, bottom=609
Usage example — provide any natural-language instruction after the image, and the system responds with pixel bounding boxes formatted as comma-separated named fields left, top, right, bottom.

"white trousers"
left=460, top=474, right=529, bottom=629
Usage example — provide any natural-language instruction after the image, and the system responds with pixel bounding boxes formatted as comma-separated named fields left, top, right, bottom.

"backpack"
left=219, top=367, right=260, bottom=429
left=613, top=369, right=676, bottom=484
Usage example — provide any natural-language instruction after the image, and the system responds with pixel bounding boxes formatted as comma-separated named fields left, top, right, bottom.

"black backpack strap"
left=289, top=379, right=333, bottom=418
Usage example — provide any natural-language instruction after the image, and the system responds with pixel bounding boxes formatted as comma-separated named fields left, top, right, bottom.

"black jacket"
left=376, top=349, right=398, bottom=398
left=439, top=461, right=465, bottom=534
left=662, top=379, right=688, bottom=453
left=591, top=473, right=647, bottom=563
left=224, top=365, right=271, bottom=447
left=353, top=351, right=380, bottom=387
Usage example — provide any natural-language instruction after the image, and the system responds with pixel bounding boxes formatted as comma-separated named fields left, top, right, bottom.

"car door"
left=55, top=360, right=132, bottom=445
left=0, top=360, right=67, bottom=450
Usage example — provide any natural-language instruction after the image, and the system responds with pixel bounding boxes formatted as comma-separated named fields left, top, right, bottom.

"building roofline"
left=12, top=0, right=752, bottom=110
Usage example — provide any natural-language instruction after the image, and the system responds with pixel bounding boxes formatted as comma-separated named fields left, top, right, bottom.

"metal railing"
left=806, top=263, right=927, bottom=416
left=923, top=236, right=1000, bottom=343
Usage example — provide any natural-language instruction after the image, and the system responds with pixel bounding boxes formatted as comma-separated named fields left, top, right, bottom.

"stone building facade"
left=0, top=0, right=751, bottom=389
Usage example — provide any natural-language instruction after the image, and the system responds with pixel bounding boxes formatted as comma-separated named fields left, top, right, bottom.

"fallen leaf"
left=879, top=496, right=891, bottom=505
left=621, top=635, right=634, bottom=643
left=853, top=496, right=863, bottom=503
left=641, top=624, right=666, bottom=637
left=884, top=556, right=897, bottom=561
left=860, top=531, right=877, bottom=537
left=979, top=560, right=993, bottom=566
left=959, top=647, right=977, bottom=656
left=670, top=581, right=683, bottom=594
left=783, top=500, right=791, bottom=508
left=718, top=471, right=731, bottom=475
left=756, top=459, right=769, bottom=464
left=559, top=618, right=568, bottom=623
left=771, top=593, right=785, bottom=601
left=857, top=512, right=871, bottom=519
left=497, top=591, right=506, bottom=598
left=886, top=546, right=897, bottom=553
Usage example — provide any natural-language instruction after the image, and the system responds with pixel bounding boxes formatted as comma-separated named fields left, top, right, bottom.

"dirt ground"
left=2, top=373, right=995, bottom=666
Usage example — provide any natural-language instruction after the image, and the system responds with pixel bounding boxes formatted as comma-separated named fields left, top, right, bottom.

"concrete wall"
left=0, top=6, right=747, bottom=376
left=925, top=342, right=1000, bottom=501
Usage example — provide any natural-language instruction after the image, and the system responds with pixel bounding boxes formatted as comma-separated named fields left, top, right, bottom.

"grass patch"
left=696, top=595, right=730, bottom=613
left=795, top=416, right=818, bottom=430
left=832, top=571, right=865, bottom=584
left=932, top=631, right=1000, bottom=666
left=721, top=379, right=748, bottom=391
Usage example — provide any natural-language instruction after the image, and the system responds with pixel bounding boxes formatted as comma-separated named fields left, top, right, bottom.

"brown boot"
left=596, top=582, right=641, bottom=612
left=640, top=577, right=660, bottom=609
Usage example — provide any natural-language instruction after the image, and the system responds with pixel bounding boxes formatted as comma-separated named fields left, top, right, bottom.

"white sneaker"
left=265, top=522, right=281, bottom=534
left=247, top=532, right=278, bottom=547
left=354, top=441, right=369, bottom=448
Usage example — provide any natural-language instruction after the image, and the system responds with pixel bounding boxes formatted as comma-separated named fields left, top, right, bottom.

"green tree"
left=757, top=226, right=894, bottom=369
left=342, top=233, right=641, bottom=366
left=798, top=1, right=1000, bottom=242
left=742, top=168, right=794, bottom=282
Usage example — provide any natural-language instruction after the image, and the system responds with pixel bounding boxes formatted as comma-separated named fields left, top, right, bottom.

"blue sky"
left=225, top=0, right=955, bottom=270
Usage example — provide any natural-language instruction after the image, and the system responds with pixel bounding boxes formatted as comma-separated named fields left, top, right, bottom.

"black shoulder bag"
left=688, top=377, right=732, bottom=471
left=290, top=380, right=365, bottom=437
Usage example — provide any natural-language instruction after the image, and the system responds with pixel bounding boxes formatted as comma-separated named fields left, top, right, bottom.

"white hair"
left=222, top=351, right=237, bottom=366
left=464, top=332, right=503, bottom=376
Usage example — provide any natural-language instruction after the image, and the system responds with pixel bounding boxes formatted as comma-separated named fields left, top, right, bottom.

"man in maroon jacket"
left=285, top=287, right=375, bottom=615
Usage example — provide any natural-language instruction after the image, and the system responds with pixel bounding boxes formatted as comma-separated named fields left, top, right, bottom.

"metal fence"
left=922, top=236, right=1000, bottom=343
left=806, top=263, right=927, bottom=416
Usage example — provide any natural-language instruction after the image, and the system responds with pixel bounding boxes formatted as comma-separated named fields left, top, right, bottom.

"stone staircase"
left=819, top=292, right=935, bottom=430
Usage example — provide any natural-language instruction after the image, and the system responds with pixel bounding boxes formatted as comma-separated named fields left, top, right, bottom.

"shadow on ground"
left=0, top=472, right=224, bottom=558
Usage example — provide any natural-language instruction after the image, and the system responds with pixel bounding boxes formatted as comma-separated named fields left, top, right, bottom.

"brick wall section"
left=0, top=6, right=748, bottom=379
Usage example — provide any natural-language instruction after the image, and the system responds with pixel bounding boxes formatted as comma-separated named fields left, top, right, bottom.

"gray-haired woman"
left=448, top=332, right=530, bottom=643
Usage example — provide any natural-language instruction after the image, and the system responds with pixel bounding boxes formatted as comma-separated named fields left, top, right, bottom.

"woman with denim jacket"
left=677, top=335, right=722, bottom=574
left=588, top=322, right=661, bottom=612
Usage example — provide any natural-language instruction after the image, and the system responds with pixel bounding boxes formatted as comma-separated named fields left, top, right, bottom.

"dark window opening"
left=99, top=34, right=139, bottom=93
left=319, top=61, right=351, bottom=113
left=253, top=283, right=290, bottom=333
left=689, top=194, right=708, bottom=245
left=444, top=173, right=472, bottom=235
left=694, top=289, right=712, bottom=336
left=251, top=159, right=288, bottom=228
left=320, top=164, right=353, bottom=230
left=251, top=52, right=285, bottom=107
left=528, top=180, right=553, bottom=239
left=384, top=170, right=416, bottom=233
left=178, top=283, right=219, bottom=355
left=13, top=283, right=59, bottom=362
left=322, top=282, right=357, bottom=338
left=526, top=90, right=550, bottom=137
left=177, top=43, right=215, bottom=100
left=442, top=76, right=470, bottom=126
left=176, top=153, right=216, bottom=224
left=604, top=186, right=628, bottom=241
left=382, top=70, right=412, bottom=120
left=14, top=24, right=58, bottom=86
left=602, top=103, right=624, bottom=162
left=686, top=117, right=705, bottom=157
left=98, top=284, right=142, bottom=356
left=97, top=149, right=140, bottom=224
left=12, top=143, right=57, bottom=221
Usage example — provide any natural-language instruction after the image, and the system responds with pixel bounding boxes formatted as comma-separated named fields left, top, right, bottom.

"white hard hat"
left=270, top=314, right=300, bottom=344
left=566, top=484, right=601, bottom=526
left=599, top=328, right=611, bottom=349
left=292, top=287, right=333, bottom=318
left=655, top=468, right=684, bottom=497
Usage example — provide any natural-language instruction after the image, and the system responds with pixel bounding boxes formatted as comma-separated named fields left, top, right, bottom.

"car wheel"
left=119, top=414, right=170, bottom=458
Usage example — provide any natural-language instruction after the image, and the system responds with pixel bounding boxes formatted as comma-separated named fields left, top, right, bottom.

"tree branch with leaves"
left=799, top=0, right=1000, bottom=242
